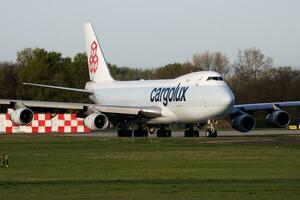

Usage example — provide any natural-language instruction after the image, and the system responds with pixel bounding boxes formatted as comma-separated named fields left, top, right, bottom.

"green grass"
left=0, top=135, right=300, bottom=200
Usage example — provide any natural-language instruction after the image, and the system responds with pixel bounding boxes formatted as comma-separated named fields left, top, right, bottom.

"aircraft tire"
left=205, top=130, right=217, bottom=137
left=184, top=130, right=193, bottom=137
left=117, top=130, right=123, bottom=137
left=185, top=130, right=199, bottom=137
left=157, top=130, right=163, bottom=137
left=118, top=129, right=132, bottom=137
left=212, top=130, right=217, bottom=137
left=144, top=131, right=149, bottom=137
left=157, top=130, right=172, bottom=137
left=125, top=130, right=133, bottom=137
left=134, top=130, right=148, bottom=137
left=194, top=131, right=200, bottom=137
left=133, top=130, right=141, bottom=137
left=165, top=130, right=172, bottom=137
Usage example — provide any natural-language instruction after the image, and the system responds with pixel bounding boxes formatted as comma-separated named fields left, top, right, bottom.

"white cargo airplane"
left=1, top=23, right=299, bottom=137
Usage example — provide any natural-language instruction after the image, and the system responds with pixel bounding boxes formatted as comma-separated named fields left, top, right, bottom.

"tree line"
left=1, top=47, right=300, bottom=109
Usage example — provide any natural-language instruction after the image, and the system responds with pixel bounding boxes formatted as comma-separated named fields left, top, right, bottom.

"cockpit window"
left=207, top=76, right=223, bottom=81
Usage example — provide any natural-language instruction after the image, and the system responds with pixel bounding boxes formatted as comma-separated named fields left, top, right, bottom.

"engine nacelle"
left=10, top=108, right=34, bottom=125
left=266, top=110, right=290, bottom=128
left=231, top=114, right=256, bottom=132
left=84, top=113, right=109, bottom=130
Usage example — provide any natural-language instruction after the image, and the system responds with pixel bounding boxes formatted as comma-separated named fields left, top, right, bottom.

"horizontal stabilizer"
left=22, top=83, right=93, bottom=94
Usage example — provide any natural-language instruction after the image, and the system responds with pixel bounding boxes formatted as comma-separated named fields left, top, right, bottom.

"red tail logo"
left=89, top=41, right=99, bottom=73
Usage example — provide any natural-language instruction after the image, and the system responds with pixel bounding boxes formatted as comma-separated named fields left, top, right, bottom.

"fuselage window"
left=207, top=76, right=223, bottom=81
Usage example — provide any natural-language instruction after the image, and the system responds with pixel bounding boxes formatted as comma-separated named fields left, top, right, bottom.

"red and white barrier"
left=0, top=114, right=19, bottom=134
left=0, top=113, right=90, bottom=134
left=25, top=114, right=52, bottom=134
left=52, top=114, right=90, bottom=134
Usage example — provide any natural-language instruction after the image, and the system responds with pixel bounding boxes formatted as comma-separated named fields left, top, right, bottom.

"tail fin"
left=84, top=23, right=114, bottom=82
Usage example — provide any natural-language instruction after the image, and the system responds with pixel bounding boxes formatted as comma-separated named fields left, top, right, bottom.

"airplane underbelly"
left=173, top=106, right=225, bottom=123
left=148, top=106, right=224, bottom=124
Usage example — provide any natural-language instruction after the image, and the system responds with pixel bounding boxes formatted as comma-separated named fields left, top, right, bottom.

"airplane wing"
left=0, top=99, right=90, bottom=110
left=0, top=99, right=161, bottom=118
left=232, top=101, right=300, bottom=113
left=22, top=83, right=93, bottom=94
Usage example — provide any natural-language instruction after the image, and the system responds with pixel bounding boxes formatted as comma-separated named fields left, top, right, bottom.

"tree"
left=0, top=62, right=18, bottom=98
left=108, top=64, right=155, bottom=81
left=153, top=63, right=184, bottom=79
left=230, top=47, right=273, bottom=103
left=233, top=47, right=273, bottom=80
left=16, top=48, right=70, bottom=101
left=192, top=51, right=230, bottom=76
left=64, top=53, right=89, bottom=88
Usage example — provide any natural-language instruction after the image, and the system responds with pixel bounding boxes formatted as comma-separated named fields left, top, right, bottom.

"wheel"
left=134, top=130, right=148, bottom=137
left=193, top=130, right=200, bottom=137
left=144, top=131, right=149, bottom=137
left=165, top=130, right=172, bottom=137
left=118, top=130, right=124, bottom=137
left=133, top=130, right=141, bottom=137
left=157, top=130, right=172, bottom=137
left=212, top=130, right=217, bottom=137
left=157, top=130, right=164, bottom=137
left=125, top=130, right=133, bottom=137
left=185, top=130, right=200, bottom=137
left=205, top=130, right=217, bottom=137
left=184, top=130, right=193, bottom=137
left=205, top=130, right=213, bottom=137
left=118, top=129, right=132, bottom=137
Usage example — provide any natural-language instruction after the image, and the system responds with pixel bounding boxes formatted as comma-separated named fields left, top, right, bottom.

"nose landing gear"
left=205, top=119, right=218, bottom=137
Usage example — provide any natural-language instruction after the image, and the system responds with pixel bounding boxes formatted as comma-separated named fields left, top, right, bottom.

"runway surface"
left=71, top=129, right=300, bottom=137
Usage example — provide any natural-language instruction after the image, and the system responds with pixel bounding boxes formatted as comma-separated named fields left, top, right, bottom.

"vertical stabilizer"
left=84, top=23, right=114, bottom=82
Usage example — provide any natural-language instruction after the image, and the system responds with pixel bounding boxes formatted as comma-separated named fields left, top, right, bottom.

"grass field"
left=0, top=134, right=300, bottom=200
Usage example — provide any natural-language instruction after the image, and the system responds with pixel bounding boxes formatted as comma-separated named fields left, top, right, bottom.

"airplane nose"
left=222, top=87, right=235, bottom=110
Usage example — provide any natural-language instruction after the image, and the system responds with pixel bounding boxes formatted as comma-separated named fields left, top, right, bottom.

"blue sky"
left=0, top=0, right=299, bottom=68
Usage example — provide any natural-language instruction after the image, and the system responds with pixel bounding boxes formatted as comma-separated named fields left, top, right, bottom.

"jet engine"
left=266, top=110, right=290, bottom=128
left=231, top=113, right=256, bottom=132
left=84, top=113, right=109, bottom=130
left=10, top=107, right=34, bottom=125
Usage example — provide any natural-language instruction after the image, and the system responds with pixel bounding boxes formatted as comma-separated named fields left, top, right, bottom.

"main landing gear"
left=117, top=129, right=133, bottom=137
left=184, top=124, right=200, bottom=137
left=133, top=129, right=148, bottom=137
left=117, top=118, right=134, bottom=137
left=118, top=128, right=170, bottom=137
left=157, top=125, right=172, bottom=137
left=205, top=119, right=218, bottom=137
left=118, top=129, right=148, bottom=137
left=117, top=118, right=149, bottom=137
left=116, top=118, right=218, bottom=138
